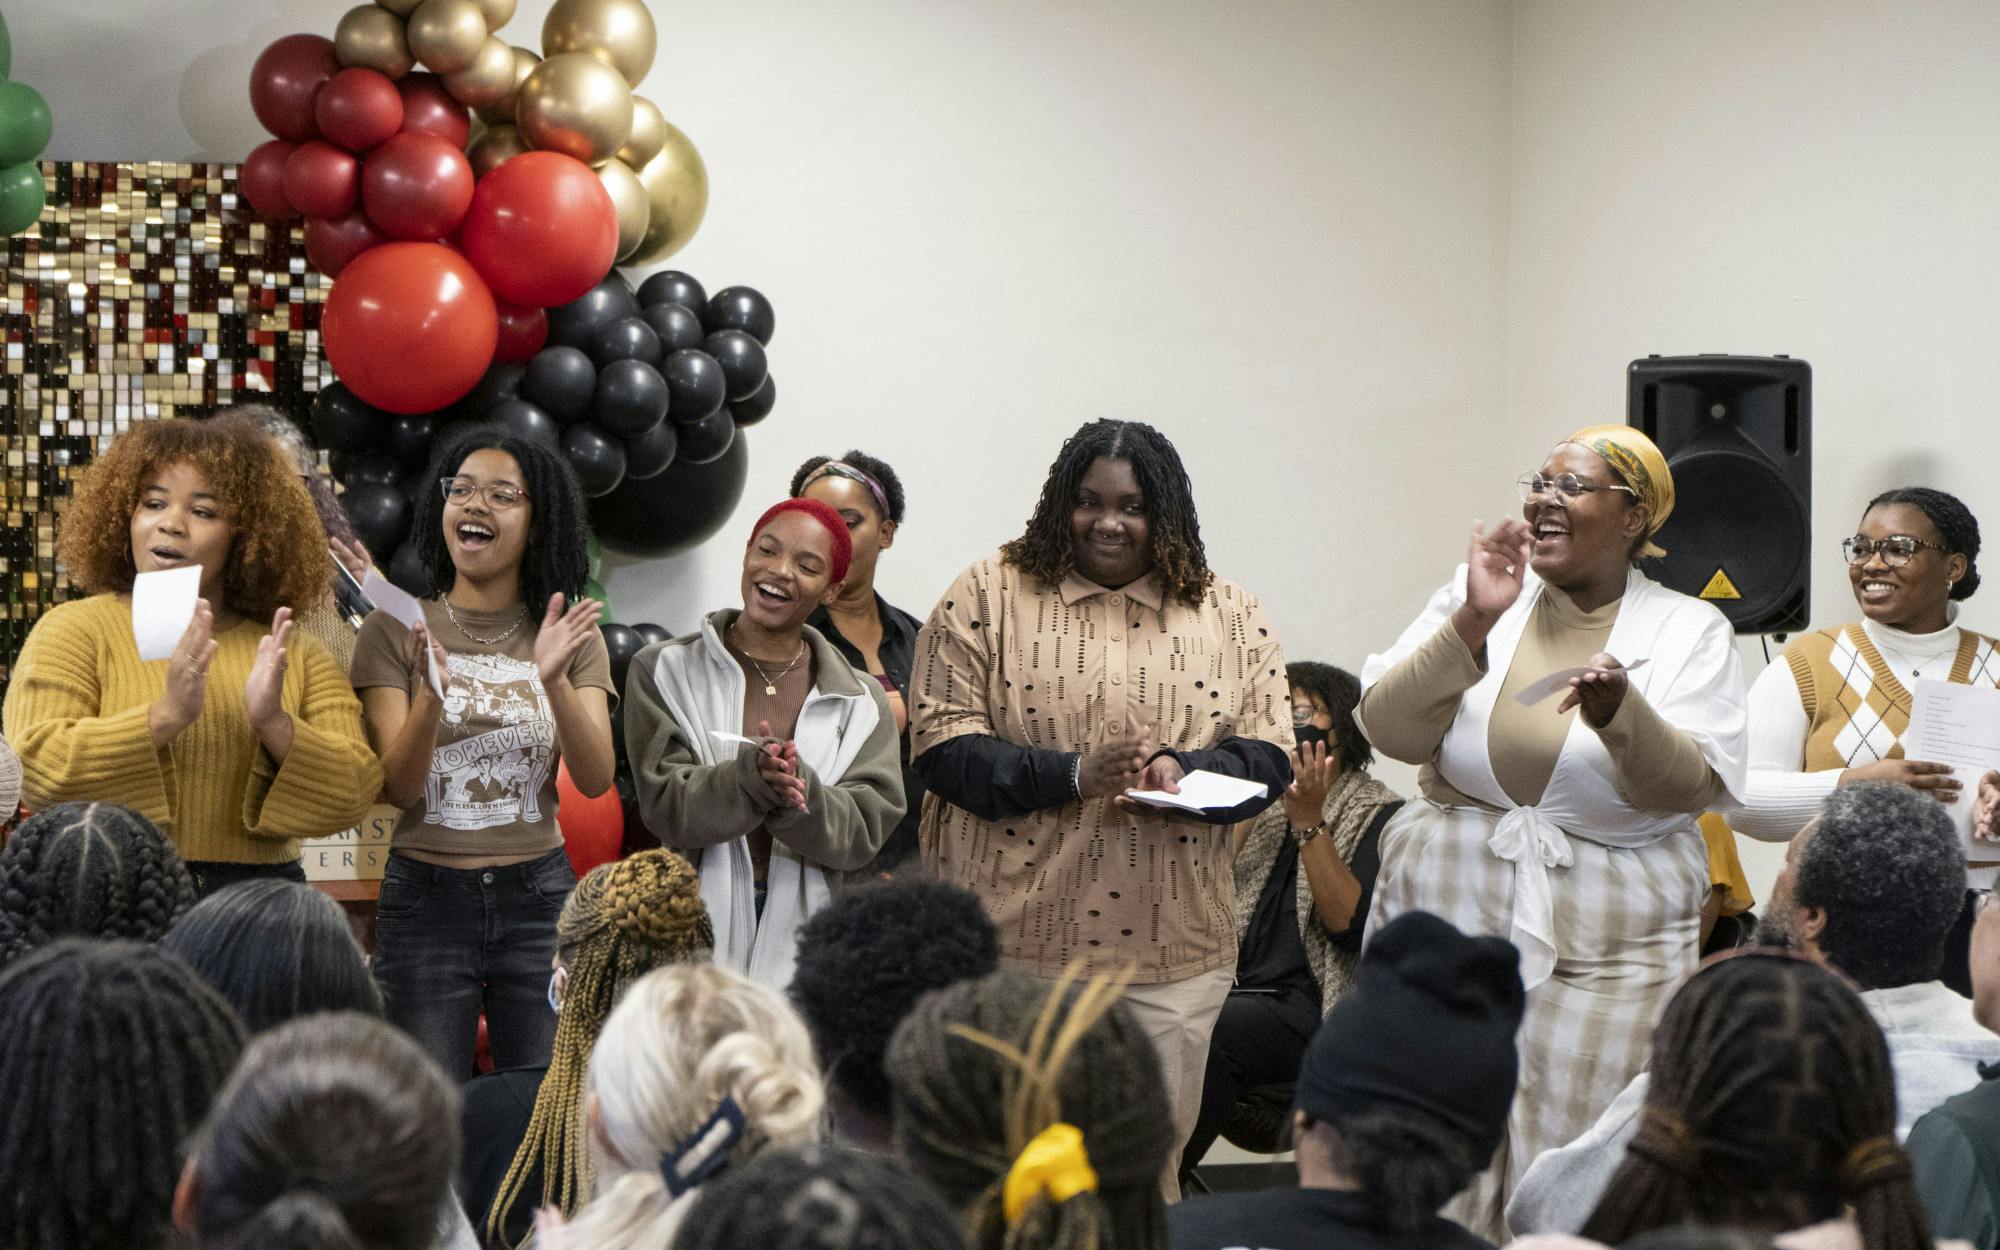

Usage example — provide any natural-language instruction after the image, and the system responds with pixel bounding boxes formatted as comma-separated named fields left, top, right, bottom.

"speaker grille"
left=1653, top=448, right=1809, bottom=627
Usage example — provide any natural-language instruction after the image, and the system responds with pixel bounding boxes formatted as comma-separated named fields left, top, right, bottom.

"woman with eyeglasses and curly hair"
left=2, top=412, right=380, bottom=895
left=1727, top=487, right=2000, bottom=994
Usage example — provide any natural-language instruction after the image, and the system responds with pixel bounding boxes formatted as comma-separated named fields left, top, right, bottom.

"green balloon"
left=0, top=81, right=50, bottom=167
left=0, top=162, right=43, bottom=236
left=586, top=530, right=604, bottom=580
left=585, top=577, right=613, bottom=624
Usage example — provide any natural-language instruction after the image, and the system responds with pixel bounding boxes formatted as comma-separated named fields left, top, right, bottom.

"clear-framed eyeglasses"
left=1840, top=535, right=1946, bottom=568
left=440, top=478, right=529, bottom=510
left=1517, top=472, right=1640, bottom=504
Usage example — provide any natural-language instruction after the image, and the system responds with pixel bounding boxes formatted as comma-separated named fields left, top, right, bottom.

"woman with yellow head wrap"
left=1346, top=424, right=1749, bottom=1239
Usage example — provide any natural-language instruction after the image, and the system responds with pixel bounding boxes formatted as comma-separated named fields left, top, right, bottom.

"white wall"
left=1507, top=0, right=2000, bottom=899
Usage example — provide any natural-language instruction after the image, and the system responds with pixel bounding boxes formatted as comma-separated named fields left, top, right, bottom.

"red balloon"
left=283, top=140, right=360, bottom=219
left=556, top=760, right=622, bottom=877
left=240, top=139, right=299, bottom=218
left=304, top=208, right=391, bottom=277
left=363, top=132, right=475, bottom=241
left=322, top=242, right=499, bottom=415
left=461, top=152, right=619, bottom=309
left=396, top=74, right=471, bottom=148
left=315, top=68, right=405, bottom=153
left=249, top=34, right=339, bottom=142
left=493, top=303, right=550, bottom=363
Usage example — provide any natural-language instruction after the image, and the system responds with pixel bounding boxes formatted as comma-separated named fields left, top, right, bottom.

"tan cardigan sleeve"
left=1594, top=686, right=1729, bottom=813
left=1354, top=622, right=1487, bottom=766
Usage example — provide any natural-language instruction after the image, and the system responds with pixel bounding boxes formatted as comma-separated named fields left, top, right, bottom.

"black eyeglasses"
left=1841, top=535, right=1947, bottom=568
left=1517, top=472, right=1639, bottom=503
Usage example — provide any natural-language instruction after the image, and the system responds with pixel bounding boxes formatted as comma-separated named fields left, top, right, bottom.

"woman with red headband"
left=623, top=499, right=906, bottom=988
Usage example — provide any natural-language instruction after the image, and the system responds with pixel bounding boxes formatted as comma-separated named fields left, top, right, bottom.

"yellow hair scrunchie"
left=1002, top=1122, right=1100, bottom=1226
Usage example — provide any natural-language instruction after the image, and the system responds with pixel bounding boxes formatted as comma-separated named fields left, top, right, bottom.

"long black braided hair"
left=1000, top=420, right=1213, bottom=608
left=0, top=801, right=195, bottom=966
left=0, top=937, right=245, bottom=1250
left=1866, top=486, right=1982, bottom=600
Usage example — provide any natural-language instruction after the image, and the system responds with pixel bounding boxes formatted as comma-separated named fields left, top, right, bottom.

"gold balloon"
left=541, top=0, right=656, bottom=85
left=376, top=0, right=423, bottom=15
left=476, top=0, right=518, bottom=28
left=517, top=52, right=633, bottom=165
left=335, top=5, right=415, bottom=78
left=616, top=96, right=665, bottom=169
left=628, top=121, right=707, bottom=266
left=467, top=124, right=531, bottom=179
left=445, top=36, right=516, bottom=108
left=596, top=159, right=648, bottom=261
left=475, top=46, right=540, bottom=124
left=407, top=0, right=487, bottom=75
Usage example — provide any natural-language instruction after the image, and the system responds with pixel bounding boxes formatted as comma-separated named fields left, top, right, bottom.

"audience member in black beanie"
left=1170, top=911, right=1524, bottom=1250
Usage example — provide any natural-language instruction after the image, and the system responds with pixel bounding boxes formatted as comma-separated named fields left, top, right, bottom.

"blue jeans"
left=373, top=848, right=575, bottom=1081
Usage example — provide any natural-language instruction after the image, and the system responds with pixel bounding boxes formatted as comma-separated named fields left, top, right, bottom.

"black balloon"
left=730, top=374, right=776, bottom=427
left=589, top=317, right=662, bottom=369
left=400, top=473, right=429, bottom=514
left=636, top=270, right=707, bottom=319
left=343, top=453, right=405, bottom=490
left=591, top=358, right=669, bottom=438
left=590, top=427, right=750, bottom=558
left=677, top=410, right=736, bottom=465
left=387, top=412, right=437, bottom=468
left=387, top=540, right=431, bottom=597
left=600, top=622, right=643, bottom=692
left=547, top=275, right=640, bottom=351
left=639, top=301, right=704, bottom=353
left=312, top=383, right=392, bottom=453
left=328, top=450, right=354, bottom=481
left=662, top=349, right=727, bottom=425
left=489, top=399, right=562, bottom=448
left=622, top=420, right=677, bottom=480
left=703, top=329, right=769, bottom=402
left=524, top=346, right=597, bottom=423
left=562, top=423, right=627, bottom=497
left=341, top=482, right=411, bottom=562
left=632, top=622, right=668, bottom=645
left=455, top=361, right=526, bottom=421
left=705, top=286, right=775, bottom=345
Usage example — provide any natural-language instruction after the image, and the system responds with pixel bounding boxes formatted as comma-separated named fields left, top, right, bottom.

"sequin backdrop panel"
left=0, top=161, right=328, bottom=697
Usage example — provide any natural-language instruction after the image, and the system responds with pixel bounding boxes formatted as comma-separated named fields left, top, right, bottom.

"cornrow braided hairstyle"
left=887, top=964, right=1174, bottom=1250
left=679, top=1144, right=969, bottom=1250
left=1000, top=420, right=1213, bottom=608
left=0, top=937, right=245, bottom=1250
left=1578, top=952, right=1933, bottom=1250
left=0, top=801, right=195, bottom=966
left=485, top=849, right=713, bottom=1246
left=1867, top=486, right=1983, bottom=600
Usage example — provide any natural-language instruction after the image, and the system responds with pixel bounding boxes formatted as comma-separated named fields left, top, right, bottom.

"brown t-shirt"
left=723, top=632, right=815, bottom=883
left=350, top=599, right=616, bottom=856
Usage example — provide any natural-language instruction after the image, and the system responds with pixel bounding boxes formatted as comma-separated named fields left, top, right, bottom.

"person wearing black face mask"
left=1178, top=661, right=1406, bottom=1188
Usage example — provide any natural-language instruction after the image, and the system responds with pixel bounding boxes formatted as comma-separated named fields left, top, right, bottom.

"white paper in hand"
left=1514, top=657, right=1650, bottom=706
left=1906, top=678, right=2000, bottom=855
left=362, top=572, right=444, bottom=699
left=131, top=565, right=202, bottom=661
left=1124, top=769, right=1268, bottom=813
left=711, top=730, right=759, bottom=748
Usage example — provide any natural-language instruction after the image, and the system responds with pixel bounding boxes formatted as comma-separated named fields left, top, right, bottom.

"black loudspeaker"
left=1627, top=354, right=1812, bottom=635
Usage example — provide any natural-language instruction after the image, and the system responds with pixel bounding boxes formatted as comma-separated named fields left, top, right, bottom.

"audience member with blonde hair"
left=534, top=962, right=823, bottom=1249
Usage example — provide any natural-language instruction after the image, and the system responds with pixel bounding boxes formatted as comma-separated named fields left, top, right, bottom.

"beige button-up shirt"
left=912, top=554, right=1293, bottom=982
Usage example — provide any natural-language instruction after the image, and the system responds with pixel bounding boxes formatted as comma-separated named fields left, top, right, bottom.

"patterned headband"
left=799, top=461, right=891, bottom=520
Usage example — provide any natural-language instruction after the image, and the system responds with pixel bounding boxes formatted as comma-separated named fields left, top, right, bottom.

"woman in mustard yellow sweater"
left=2, top=412, right=380, bottom=895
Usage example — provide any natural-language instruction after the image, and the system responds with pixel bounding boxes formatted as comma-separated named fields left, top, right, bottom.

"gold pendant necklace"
left=733, top=625, right=808, bottom=696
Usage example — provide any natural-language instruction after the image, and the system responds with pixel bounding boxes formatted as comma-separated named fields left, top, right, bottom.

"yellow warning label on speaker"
left=1699, top=569, right=1743, bottom=601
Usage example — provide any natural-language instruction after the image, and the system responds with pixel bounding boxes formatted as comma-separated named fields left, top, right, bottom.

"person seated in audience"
left=5, top=412, right=381, bottom=898
left=1727, top=487, right=2000, bottom=994
left=534, top=963, right=823, bottom=1249
left=624, top=499, right=904, bottom=988
left=0, top=800, right=195, bottom=965
left=1559, top=952, right=1943, bottom=1250
left=792, top=449, right=927, bottom=870
left=1181, top=661, right=1405, bottom=1185
left=1172, top=911, right=1523, bottom=1250
left=0, top=937, right=244, bottom=1250
left=887, top=964, right=1176, bottom=1250
left=161, top=878, right=382, bottom=1032
left=676, top=1144, right=970, bottom=1250
left=173, top=1011, right=459, bottom=1250
left=464, top=849, right=713, bottom=1247
left=1511, top=782, right=2000, bottom=1235
left=788, top=875, right=1001, bottom=1153
left=1911, top=889, right=2000, bottom=1249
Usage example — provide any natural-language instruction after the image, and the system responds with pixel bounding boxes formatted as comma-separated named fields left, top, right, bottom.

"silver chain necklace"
left=441, top=596, right=529, bottom=646
left=732, top=624, right=808, bottom=696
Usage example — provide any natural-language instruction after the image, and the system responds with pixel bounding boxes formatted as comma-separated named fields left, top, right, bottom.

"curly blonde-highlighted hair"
left=57, top=411, right=334, bottom=622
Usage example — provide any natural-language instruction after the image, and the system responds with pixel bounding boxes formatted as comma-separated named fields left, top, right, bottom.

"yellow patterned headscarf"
left=1559, top=425, right=1675, bottom=560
